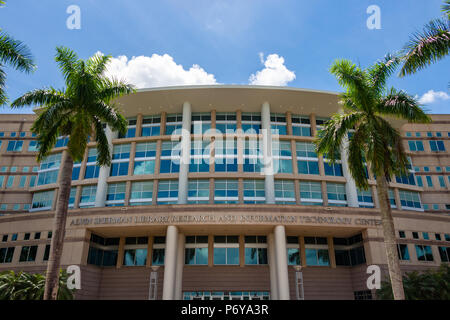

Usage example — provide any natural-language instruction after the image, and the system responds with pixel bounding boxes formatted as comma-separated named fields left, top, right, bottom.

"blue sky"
left=1, top=0, right=449, bottom=114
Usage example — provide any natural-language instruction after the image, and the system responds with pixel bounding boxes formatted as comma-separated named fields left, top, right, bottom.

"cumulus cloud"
left=417, top=90, right=450, bottom=104
left=102, top=52, right=218, bottom=88
left=249, top=53, right=296, bottom=86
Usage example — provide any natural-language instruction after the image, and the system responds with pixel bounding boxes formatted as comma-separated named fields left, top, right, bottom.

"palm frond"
left=400, top=18, right=450, bottom=76
left=98, top=78, right=135, bottom=103
left=55, top=46, right=78, bottom=83
left=93, top=117, right=112, bottom=166
left=11, top=88, right=67, bottom=108
left=315, top=111, right=364, bottom=164
left=87, top=100, right=127, bottom=136
left=376, top=88, right=431, bottom=123
left=368, top=53, right=401, bottom=95
left=347, top=126, right=370, bottom=190
left=330, top=59, right=374, bottom=112
left=0, top=66, right=6, bottom=105
left=0, top=31, right=35, bottom=73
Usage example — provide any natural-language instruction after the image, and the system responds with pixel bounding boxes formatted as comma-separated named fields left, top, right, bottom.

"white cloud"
left=102, top=52, right=218, bottom=88
left=417, top=90, right=450, bottom=104
left=249, top=53, right=296, bottom=86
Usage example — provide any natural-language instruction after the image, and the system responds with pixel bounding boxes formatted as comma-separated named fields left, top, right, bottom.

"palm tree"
left=11, top=46, right=135, bottom=300
left=377, top=264, right=450, bottom=300
left=399, top=0, right=450, bottom=78
left=0, top=269, right=75, bottom=300
left=0, top=3, right=35, bottom=105
left=316, top=55, right=430, bottom=300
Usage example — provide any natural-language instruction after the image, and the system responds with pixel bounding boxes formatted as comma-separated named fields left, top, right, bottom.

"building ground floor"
left=0, top=204, right=449, bottom=300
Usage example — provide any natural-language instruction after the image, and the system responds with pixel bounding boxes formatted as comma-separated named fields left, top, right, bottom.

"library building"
left=0, top=86, right=449, bottom=300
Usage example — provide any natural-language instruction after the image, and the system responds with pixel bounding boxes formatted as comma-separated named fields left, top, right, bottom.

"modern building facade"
left=0, top=86, right=449, bottom=300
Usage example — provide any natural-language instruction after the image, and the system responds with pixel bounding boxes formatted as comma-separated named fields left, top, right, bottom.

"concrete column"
left=274, top=225, right=290, bottom=300
left=174, top=233, right=185, bottom=300
left=261, top=102, right=275, bottom=204
left=267, top=233, right=279, bottom=300
left=162, top=225, right=178, bottom=300
left=95, top=125, right=116, bottom=207
left=178, top=102, right=191, bottom=204
left=372, top=185, right=380, bottom=208
left=321, top=180, right=329, bottom=206
left=341, top=134, right=359, bottom=207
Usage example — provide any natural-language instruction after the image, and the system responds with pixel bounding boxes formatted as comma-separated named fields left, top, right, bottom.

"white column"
left=178, top=102, right=191, bottom=204
left=261, top=101, right=275, bottom=204
left=174, top=233, right=185, bottom=300
left=95, top=125, right=116, bottom=207
left=162, top=225, right=178, bottom=300
left=267, top=233, right=279, bottom=300
left=274, top=225, right=290, bottom=300
left=341, top=134, right=359, bottom=207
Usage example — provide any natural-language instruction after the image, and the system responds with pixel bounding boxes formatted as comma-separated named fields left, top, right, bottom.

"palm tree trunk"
left=43, top=151, right=73, bottom=300
left=375, top=174, right=405, bottom=300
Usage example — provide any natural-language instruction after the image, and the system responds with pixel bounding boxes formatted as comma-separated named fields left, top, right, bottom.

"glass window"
left=438, top=247, right=450, bottom=262
left=188, top=179, right=210, bottom=204
left=243, top=138, right=263, bottom=173
left=275, top=180, right=296, bottom=204
left=326, top=183, right=347, bottom=206
left=130, top=181, right=153, bottom=206
left=214, top=139, right=237, bottom=172
left=37, top=153, right=61, bottom=186
left=110, top=144, right=130, bottom=176
left=425, top=176, right=433, bottom=187
left=79, top=185, right=97, bottom=208
left=415, top=245, right=433, bottom=261
left=6, top=176, right=15, bottom=188
left=31, top=190, right=54, bottom=211
left=185, top=236, right=209, bottom=265
left=189, top=140, right=210, bottom=173
left=243, top=179, right=265, bottom=204
left=357, top=188, right=374, bottom=208
left=291, top=115, right=311, bottom=137
left=241, top=113, right=261, bottom=134
left=399, top=190, right=422, bottom=210
left=408, top=140, right=424, bottom=152
left=244, top=236, right=267, bottom=265
left=68, top=187, right=76, bottom=209
left=105, top=183, right=126, bottom=207
left=134, top=142, right=157, bottom=175
left=296, top=142, right=318, bottom=175
left=270, top=113, right=287, bottom=135
left=157, top=180, right=178, bottom=204
left=141, top=115, right=161, bottom=137
left=397, top=244, right=410, bottom=261
left=215, top=112, right=236, bottom=134
left=214, top=235, right=239, bottom=265
left=429, top=140, right=446, bottom=152
left=28, top=140, right=38, bottom=152
left=7, top=140, right=23, bottom=152
left=152, top=236, right=166, bottom=266
left=165, top=114, right=183, bottom=135
left=119, top=118, right=136, bottom=138
left=0, top=247, right=14, bottom=263
left=55, top=136, right=69, bottom=148
left=18, top=176, right=27, bottom=188
left=19, top=245, right=38, bottom=262
left=160, top=141, right=181, bottom=174
left=300, top=181, right=323, bottom=205
left=214, top=179, right=238, bottom=204
left=305, top=248, right=329, bottom=266
left=438, top=176, right=446, bottom=188
left=191, top=113, right=211, bottom=134
left=272, top=140, right=292, bottom=174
